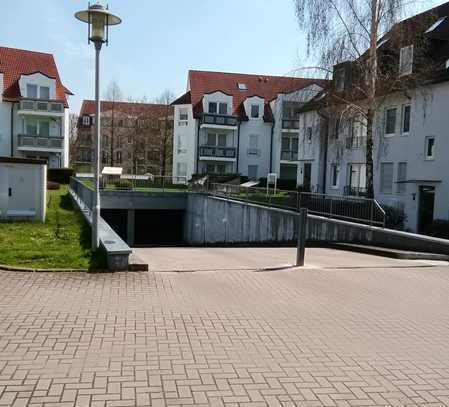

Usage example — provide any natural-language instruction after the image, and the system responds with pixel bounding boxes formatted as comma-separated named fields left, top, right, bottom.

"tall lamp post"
left=75, top=3, right=121, bottom=250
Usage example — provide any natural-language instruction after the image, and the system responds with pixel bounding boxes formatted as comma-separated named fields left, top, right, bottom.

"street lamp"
left=75, top=3, right=121, bottom=250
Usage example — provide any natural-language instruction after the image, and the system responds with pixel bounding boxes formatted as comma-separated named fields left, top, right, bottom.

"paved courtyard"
left=1, top=250, right=449, bottom=406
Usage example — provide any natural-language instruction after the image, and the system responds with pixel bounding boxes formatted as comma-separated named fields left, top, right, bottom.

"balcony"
left=282, top=118, right=300, bottom=130
left=280, top=150, right=299, bottom=161
left=18, top=134, right=64, bottom=151
left=18, top=99, right=65, bottom=116
left=199, top=146, right=236, bottom=159
left=344, top=185, right=368, bottom=197
left=200, top=113, right=238, bottom=128
left=346, top=136, right=366, bottom=149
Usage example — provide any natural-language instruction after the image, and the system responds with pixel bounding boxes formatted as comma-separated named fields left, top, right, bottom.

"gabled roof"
left=0, top=46, right=71, bottom=107
left=184, top=70, right=329, bottom=121
left=79, top=100, right=173, bottom=117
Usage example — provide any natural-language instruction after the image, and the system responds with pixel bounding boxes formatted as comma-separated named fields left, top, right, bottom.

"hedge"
left=47, top=168, right=74, bottom=184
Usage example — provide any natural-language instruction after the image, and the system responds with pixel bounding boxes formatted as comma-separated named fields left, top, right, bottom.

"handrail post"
left=296, top=208, right=308, bottom=267
left=369, top=200, right=374, bottom=226
left=329, top=199, right=333, bottom=219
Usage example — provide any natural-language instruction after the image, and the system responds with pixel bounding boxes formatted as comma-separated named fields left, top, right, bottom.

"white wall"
left=0, top=102, right=11, bottom=156
left=202, top=91, right=233, bottom=114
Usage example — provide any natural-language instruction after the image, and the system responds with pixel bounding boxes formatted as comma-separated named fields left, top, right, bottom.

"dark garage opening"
left=100, top=209, right=128, bottom=242
left=134, top=210, right=184, bottom=246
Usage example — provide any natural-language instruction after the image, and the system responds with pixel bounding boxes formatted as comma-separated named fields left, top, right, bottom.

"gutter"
left=269, top=121, right=275, bottom=173
left=10, top=102, right=15, bottom=157
left=236, top=121, right=241, bottom=173
left=321, top=118, right=329, bottom=194
left=195, top=118, right=201, bottom=174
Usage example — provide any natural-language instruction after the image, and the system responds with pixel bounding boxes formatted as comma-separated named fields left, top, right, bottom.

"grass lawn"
left=0, top=185, right=106, bottom=269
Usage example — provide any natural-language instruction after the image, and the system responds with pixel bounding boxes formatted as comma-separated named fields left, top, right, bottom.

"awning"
left=101, top=166, right=123, bottom=176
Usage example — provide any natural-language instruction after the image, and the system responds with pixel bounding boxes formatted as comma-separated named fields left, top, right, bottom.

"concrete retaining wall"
left=185, top=194, right=449, bottom=254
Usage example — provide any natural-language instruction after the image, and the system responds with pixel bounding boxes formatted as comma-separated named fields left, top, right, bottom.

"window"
left=248, top=134, right=259, bottom=155
left=250, top=104, right=260, bottom=118
left=306, top=127, right=312, bottom=143
left=39, top=121, right=50, bottom=137
left=26, top=119, right=38, bottom=136
left=334, top=117, right=340, bottom=139
left=177, top=162, right=187, bottom=177
left=425, top=136, right=435, bottom=160
left=206, top=133, right=216, bottom=146
left=27, top=84, right=38, bottom=99
left=217, top=134, right=227, bottom=147
left=208, top=102, right=217, bottom=114
left=219, top=102, right=227, bottom=115
left=248, top=165, right=258, bottom=180
left=380, top=162, right=394, bottom=193
left=217, top=164, right=226, bottom=173
left=238, top=83, right=247, bottom=90
left=40, top=86, right=50, bottom=100
left=179, top=108, right=188, bottom=121
left=399, top=45, right=413, bottom=76
left=331, top=164, right=340, bottom=188
left=128, top=134, right=132, bottom=143
left=402, top=104, right=411, bottom=134
left=334, top=69, right=345, bottom=91
left=397, top=162, right=407, bottom=193
left=385, top=107, right=397, bottom=136
left=116, top=151, right=122, bottom=164
left=82, top=116, right=90, bottom=126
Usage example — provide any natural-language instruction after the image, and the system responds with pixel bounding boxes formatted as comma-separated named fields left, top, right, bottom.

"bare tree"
left=154, top=89, right=175, bottom=177
left=103, top=80, right=124, bottom=167
left=294, top=0, right=431, bottom=198
left=68, top=113, right=79, bottom=168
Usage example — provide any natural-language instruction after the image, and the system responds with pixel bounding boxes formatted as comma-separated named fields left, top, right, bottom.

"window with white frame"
left=397, top=162, right=407, bottom=193
left=399, top=45, right=413, bottom=76
left=402, top=104, right=411, bottom=134
left=380, top=162, right=394, bottom=193
left=385, top=107, right=397, bottom=136
left=25, top=118, right=51, bottom=137
left=179, top=108, right=188, bottom=121
left=306, top=127, right=313, bottom=143
left=40, top=86, right=50, bottom=100
left=177, top=162, right=187, bottom=177
left=248, top=134, right=259, bottom=155
left=208, top=102, right=217, bottom=114
left=330, top=164, right=340, bottom=188
left=237, top=82, right=247, bottom=90
left=82, top=116, right=90, bottom=126
left=248, top=165, right=258, bottom=180
left=218, top=102, right=227, bottom=115
left=250, top=104, right=260, bottom=118
left=425, top=136, right=435, bottom=160
left=206, top=132, right=227, bottom=147
left=27, top=84, right=38, bottom=99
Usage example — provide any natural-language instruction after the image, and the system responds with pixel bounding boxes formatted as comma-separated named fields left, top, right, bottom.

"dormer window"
left=399, top=45, right=413, bottom=76
left=82, top=116, right=90, bottom=126
left=27, top=84, right=38, bottom=99
left=250, top=104, right=260, bottom=118
left=238, top=83, right=247, bottom=90
left=208, top=101, right=228, bottom=115
left=40, top=86, right=50, bottom=100
left=219, top=103, right=227, bottom=115
left=209, top=102, right=217, bottom=114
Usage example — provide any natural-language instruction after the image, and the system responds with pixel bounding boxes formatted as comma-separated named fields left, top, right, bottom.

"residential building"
left=0, top=46, right=72, bottom=167
left=300, top=2, right=449, bottom=233
left=74, top=100, right=173, bottom=175
left=171, top=70, right=328, bottom=187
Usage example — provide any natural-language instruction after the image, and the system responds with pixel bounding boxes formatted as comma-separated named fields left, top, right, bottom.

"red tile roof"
left=182, top=70, right=329, bottom=121
left=80, top=100, right=174, bottom=117
left=0, top=47, right=71, bottom=107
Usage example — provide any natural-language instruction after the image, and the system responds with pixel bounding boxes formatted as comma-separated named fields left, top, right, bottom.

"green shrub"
left=47, top=181, right=60, bottom=190
left=431, top=219, right=449, bottom=239
left=47, top=168, right=74, bottom=184
left=383, top=205, right=407, bottom=230
left=114, top=180, right=132, bottom=190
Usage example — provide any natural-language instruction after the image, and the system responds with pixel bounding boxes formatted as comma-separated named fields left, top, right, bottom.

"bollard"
left=296, top=208, right=308, bottom=267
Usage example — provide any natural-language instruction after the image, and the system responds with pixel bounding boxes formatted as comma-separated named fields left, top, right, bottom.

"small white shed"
left=0, top=157, right=47, bottom=222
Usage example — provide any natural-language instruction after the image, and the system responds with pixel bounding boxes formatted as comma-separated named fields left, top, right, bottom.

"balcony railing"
left=18, top=134, right=63, bottom=149
left=345, top=136, right=366, bottom=149
left=280, top=150, right=299, bottom=161
left=344, top=185, right=368, bottom=197
left=201, top=113, right=238, bottom=127
left=19, top=99, right=64, bottom=114
left=199, top=146, right=236, bottom=158
left=247, top=148, right=260, bottom=156
left=282, top=118, right=299, bottom=129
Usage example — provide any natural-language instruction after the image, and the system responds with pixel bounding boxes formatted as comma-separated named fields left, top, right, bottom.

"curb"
left=0, top=264, right=88, bottom=273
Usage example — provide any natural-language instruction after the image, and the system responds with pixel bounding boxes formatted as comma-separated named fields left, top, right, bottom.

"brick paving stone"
left=0, top=264, right=449, bottom=406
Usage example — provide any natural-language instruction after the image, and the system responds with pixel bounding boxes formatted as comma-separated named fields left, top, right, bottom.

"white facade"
left=0, top=73, right=70, bottom=168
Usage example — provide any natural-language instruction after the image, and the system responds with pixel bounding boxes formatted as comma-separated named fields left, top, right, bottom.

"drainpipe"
left=236, top=121, right=241, bottom=174
left=195, top=118, right=201, bottom=174
left=269, top=121, right=275, bottom=173
left=322, top=118, right=329, bottom=194
left=10, top=102, right=15, bottom=157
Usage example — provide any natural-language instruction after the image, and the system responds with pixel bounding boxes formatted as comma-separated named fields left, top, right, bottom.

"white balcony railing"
left=19, top=99, right=64, bottom=114
left=199, top=146, right=236, bottom=158
left=18, top=134, right=63, bottom=150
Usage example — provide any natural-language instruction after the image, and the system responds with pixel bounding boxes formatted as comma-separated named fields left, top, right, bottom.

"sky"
left=0, top=0, right=445, bottom=115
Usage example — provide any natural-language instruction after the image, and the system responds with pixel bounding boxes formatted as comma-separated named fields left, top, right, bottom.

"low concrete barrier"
left=69, top=178, right=132, bottom=271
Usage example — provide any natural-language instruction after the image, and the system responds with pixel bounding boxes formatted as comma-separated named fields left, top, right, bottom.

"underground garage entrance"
left=101, top=209, right=184, bottom=246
